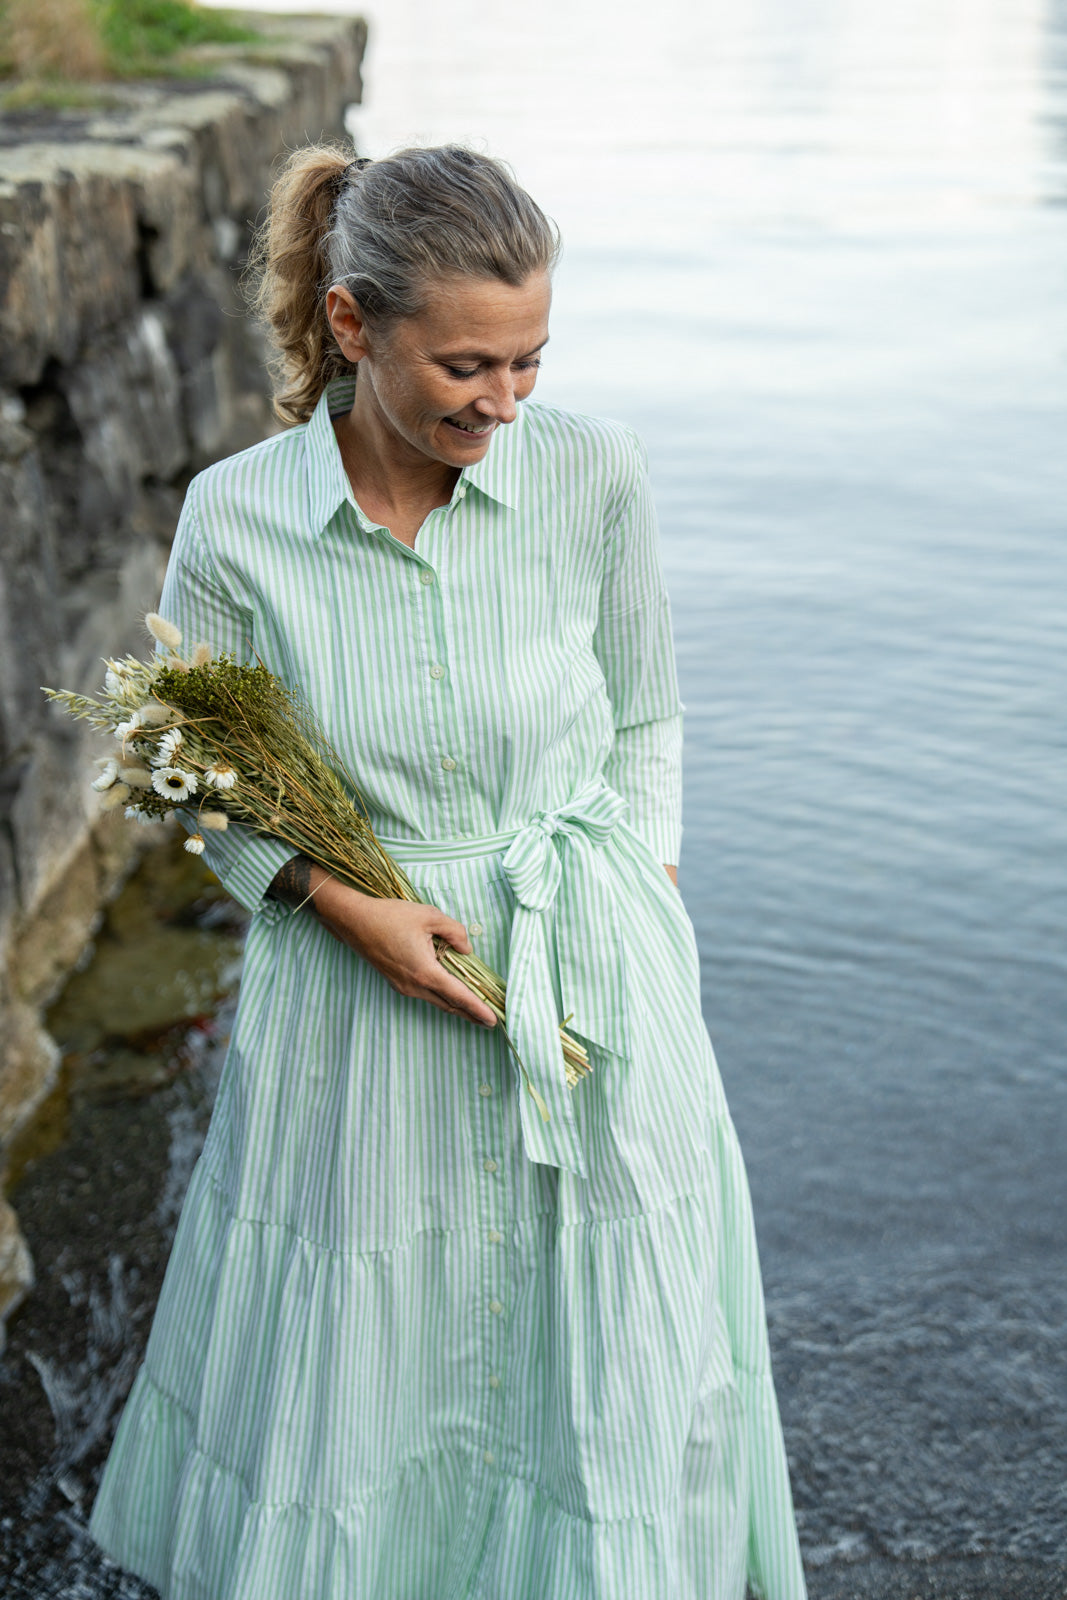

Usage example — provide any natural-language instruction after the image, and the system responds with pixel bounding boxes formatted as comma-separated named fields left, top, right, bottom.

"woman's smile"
left=444, top=416, right=496, bottom=435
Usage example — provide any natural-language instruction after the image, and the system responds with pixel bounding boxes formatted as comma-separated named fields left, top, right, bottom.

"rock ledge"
left=0, top=12, right=367, bottom=1346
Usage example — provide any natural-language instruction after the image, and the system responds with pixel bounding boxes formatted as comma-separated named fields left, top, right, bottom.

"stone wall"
left=0, top=14, right=367, bottom=1343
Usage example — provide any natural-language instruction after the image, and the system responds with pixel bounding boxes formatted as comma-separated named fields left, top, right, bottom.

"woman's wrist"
left=267, top=855, right=348, bottom=914
left=267, top=856, right=381, bottom=939
left=267, top=853, right=317, bottom=910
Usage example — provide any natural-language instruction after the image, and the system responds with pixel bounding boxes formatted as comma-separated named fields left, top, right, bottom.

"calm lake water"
left=30, top=0, right=1065, bottom=1581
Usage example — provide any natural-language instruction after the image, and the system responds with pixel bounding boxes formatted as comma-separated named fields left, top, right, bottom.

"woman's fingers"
left=425, top=907, right=473, bottom=955
left=309, top=885, right=496, bottom=1026
left=417, top=962, right=497, bottom=1028
left=415, top=909, right=496, bottom=1026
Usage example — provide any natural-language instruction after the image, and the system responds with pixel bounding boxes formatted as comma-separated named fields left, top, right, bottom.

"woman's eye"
left=444, top=358, right=542, bottom=380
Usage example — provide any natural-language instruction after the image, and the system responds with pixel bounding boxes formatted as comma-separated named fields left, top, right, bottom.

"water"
left=7, top=0, right=1067, bottom=1591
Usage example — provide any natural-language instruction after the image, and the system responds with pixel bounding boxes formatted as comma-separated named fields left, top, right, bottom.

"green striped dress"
left=90, top=379, right=808, bottom=1599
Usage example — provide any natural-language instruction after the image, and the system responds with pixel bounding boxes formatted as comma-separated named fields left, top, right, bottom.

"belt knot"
left=498, top=779, right=630, bottom=1177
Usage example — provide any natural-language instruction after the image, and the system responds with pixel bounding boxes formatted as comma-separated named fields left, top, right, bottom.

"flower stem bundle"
left=44, top=617, right=591, bottom=1106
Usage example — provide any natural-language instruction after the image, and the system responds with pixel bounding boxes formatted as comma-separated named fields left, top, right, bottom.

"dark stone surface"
left=0, top=852, right=242, bottom=1598
left=0, top=11, right=368, bottom=1353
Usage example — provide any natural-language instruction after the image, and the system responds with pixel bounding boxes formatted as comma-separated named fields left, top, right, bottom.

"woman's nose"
left=473, top=371, right=517, bottom=424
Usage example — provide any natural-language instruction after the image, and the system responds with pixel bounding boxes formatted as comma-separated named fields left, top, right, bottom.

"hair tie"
left=332, top=157, right=369, bottom=212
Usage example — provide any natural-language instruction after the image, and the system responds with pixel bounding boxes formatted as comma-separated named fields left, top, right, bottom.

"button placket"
left=415, top=555, right=463, bottom=834
left=416, top=557, right=467, bottom=826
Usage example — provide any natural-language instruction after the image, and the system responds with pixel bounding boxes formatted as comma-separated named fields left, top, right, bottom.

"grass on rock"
left=0, top=0, right=259, bottom=106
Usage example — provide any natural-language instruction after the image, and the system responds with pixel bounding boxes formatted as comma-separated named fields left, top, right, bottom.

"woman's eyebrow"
left=438, top=336, right=551, bottom=362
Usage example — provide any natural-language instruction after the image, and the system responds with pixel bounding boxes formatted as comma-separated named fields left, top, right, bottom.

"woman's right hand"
left=300, top=864, right=497, bottom=1028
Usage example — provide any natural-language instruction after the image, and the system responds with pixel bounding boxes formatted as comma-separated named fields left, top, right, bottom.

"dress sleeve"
left=156, top=482, right=295, bottom=920
left=593, top=433, right=685, bottom=865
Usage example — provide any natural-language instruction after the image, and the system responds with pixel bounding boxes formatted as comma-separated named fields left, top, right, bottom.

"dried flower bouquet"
left=44, top=616, right=593, bottom=1111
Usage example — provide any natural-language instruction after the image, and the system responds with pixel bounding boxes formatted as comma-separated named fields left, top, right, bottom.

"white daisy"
left=152, top=767, right=198, bottom=802
left=154, top=727, right=183, bottom=765
left=91, top=761, right=118, bottom=791
left=204, top=761, right=237, bottom=790
left=183, top=833, right=206, bottom=855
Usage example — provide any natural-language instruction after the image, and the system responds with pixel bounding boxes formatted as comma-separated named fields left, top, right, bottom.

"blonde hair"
left=250, top=143, right=560, bottom=427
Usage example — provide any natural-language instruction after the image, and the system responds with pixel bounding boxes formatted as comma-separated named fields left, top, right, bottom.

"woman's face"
left=328, top=271, right=552, bottom=469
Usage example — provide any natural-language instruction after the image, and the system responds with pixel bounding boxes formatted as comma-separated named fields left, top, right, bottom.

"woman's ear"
left=325, top=285, right=371, bottom=363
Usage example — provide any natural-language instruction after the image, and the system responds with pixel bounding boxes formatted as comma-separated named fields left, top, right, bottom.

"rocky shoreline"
left=0, top=11, right=367, bottom=1346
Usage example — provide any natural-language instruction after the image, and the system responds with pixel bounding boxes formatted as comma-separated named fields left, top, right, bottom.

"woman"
left=90, top=144, right=807, bottom=1600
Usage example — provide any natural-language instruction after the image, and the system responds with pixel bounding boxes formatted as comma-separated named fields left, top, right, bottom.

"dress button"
left=418, top=569, right=435, bottom=586
left=478, top=1083, right=492, bottom=1097
left=468, top=921, right=483, bottom=936
left=488, top=1374, right=501, bottom=1390
left=441, top=756, right=457, bottom=771
left=429, top=663, right=445, bottom=680
left=483, top=1449, right=495, bottom=1464
left=489, top=1299, right=503, bottom=1315
left=487, top=1229, right=503, bottom=1243
left=483, top=1159, right=498, bottom=1173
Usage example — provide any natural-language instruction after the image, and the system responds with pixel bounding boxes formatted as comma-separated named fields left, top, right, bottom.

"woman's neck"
left=332, top=393, right=460, bottom=550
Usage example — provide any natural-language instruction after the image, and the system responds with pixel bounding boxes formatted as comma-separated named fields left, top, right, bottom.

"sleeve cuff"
left=216, top=834, right=299, bottom=923
left=601, top=713, right=683, bottom=868
left=628, top=813, right=683, bottom=868
left=177, top=810, right=297, bottom=923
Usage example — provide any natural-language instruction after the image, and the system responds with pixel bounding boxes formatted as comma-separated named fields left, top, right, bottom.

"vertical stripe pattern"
left=89, top=381, right=807, bottom=1599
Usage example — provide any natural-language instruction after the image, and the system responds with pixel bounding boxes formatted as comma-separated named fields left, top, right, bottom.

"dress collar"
left=305, top=376, right=526, bottom=537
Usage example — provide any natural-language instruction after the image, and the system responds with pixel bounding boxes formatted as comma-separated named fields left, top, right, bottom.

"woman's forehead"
left=411, top=271, right=552, bottom=350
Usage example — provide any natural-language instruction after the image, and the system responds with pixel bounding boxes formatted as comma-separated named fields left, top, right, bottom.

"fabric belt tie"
left=378, top=778, right=630, bottom=1178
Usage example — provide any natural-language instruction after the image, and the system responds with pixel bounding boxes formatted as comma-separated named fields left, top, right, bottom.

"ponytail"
left=248, top=143, right=357, bottom=428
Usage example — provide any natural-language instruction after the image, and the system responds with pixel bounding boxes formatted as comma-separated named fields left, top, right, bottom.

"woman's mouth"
left=444, top=417, right=495, bottom=436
